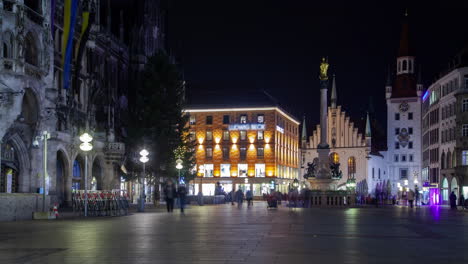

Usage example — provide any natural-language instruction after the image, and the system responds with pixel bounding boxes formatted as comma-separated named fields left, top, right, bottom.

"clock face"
left=399, top=102, right=409, bottom=112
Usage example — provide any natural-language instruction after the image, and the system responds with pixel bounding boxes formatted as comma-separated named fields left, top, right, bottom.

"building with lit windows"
left=185, top=91, right=300, bottom=196
left=422, top=45, right=468, bottom=205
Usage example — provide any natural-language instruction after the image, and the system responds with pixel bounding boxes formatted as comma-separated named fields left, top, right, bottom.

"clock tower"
left=386, top=12, right=423, bottom=194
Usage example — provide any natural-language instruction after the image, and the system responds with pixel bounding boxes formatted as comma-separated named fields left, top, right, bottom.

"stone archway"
left=1, top=133, right=31, bottom=193
left=72, top=154, right=85, bottom=191
left=91, top=156, right=105, bottom=191
left=56, top=150, right=70, bottom=206
left=442, top=177, right=449, bottom=204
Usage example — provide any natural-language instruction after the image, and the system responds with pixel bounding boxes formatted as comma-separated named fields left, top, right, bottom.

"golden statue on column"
left=319, top=57, right=329, bottom=81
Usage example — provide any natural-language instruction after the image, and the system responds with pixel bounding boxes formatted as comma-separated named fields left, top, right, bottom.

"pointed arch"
left=1, top=133, right=31, bottom=193
left=447, top=151, right=452, bottom=169
left=441, top=152, right=445, bottom=169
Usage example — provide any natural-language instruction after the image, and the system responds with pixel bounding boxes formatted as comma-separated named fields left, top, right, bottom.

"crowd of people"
left=157, top=180, right=468, bottom=212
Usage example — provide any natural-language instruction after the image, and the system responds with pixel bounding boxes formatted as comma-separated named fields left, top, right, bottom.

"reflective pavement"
left=0, top=203, right=467, bottom=264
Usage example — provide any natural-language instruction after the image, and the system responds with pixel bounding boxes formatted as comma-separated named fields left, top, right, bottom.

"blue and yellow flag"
left=62, top=0, right=79, bottom=90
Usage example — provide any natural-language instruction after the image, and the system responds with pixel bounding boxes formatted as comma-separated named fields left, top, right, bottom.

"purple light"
left=422, top=90, right=430, bottom=102
left=429, top=188, right=440, bottom=205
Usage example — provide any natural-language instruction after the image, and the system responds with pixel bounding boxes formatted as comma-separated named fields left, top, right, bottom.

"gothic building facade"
left=0, top=0, right=167, bottom=220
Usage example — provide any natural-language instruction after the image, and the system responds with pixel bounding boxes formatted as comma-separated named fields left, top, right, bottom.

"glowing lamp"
left=176, top=163, right=183, bottom=169
left=79, top=132, right=93, bottom=143
left=198, top=137, right=204, bottom=144
left=215, top=137, right=220, bottom=144
left=79, top=142, right=93, bottom=151
left=139, top=156, right=149, bottom=163
left=139, top=149, right=149, bottom=157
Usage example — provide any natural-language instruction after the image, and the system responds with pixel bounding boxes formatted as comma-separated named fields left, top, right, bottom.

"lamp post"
left=176, top=158, right=183, bottom=185
left=33, top=131, right=51, bottom=212
left=79, top=133, right=93, bottom=216
left=79, top=132, right=93, bottom=217
left=139, top=149, right=149, bottom=212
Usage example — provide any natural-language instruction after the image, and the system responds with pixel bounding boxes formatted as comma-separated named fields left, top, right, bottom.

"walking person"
left=229, top=190, right=235, bottom=205
left=164, top=180, right=176, bottom=212
left=407, top=189, right=415, bottom=208
left=449, top=191, right=457, bottom=210
left=177, top=184, right=187, bottom=213
left=235, top=188, right=244, bottom=208
left=246, top=189, right=253, bottom=207
left=459, top=193, right=465, bottom=210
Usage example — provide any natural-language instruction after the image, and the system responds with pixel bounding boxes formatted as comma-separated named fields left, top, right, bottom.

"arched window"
left=452, top=150, right=457, bottom=168
left=447, top=151, right=452, bottom=169
left=2, top=31, right=14, bottom=58
left=1, top=143, right=19, bottom=193
left=441, top=152, right=445, bottom=169
left=330, top=152, right=339, bottom=164
left=348, top=156, right=356, bottom=176
left=402, top=60, right=407, bottom=71
left=442, top=177, right=449, bottom=202
left=25, top=33, right=38, bottom=66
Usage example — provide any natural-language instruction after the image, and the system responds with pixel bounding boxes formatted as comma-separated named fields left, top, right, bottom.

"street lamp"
left=139, top=149, right=149, bottom=212
left=79, top=132, right=93, bottom=217
left=176, top=158, right=183, bottom=184
left=292, top=179, right=299, bottom=189
left=33, top=131, right=51, bottom=212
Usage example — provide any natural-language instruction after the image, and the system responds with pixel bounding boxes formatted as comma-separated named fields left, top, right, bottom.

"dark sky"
left=168, top=0, right=468, bottom=134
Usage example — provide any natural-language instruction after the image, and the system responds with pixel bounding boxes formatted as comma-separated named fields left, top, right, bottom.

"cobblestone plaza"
left=0, top=203, right=467, bottom=264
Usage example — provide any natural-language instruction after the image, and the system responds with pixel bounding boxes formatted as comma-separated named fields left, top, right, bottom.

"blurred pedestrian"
left=177, top=184, right=187, bottom=213
left=164, top=180, right=176, bottom=212
left=450, top=191, right=457, bottom=210
left=235, top=188, right=244, bottom=208
left=246, top=189, right=253, bottom=207
left=407, top=189, right=415, bottom=208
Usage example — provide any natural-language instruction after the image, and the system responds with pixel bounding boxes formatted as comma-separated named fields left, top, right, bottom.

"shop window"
left=238, top=164, right=248, bottom=177
left=221, top=164, right=231, bottom=177
left=204, top=164, right=214, bottom=177
left=255, top=164, right=266, bottom=177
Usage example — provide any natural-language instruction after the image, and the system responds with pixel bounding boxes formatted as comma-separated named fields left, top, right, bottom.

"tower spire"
left=301, top=115, right=307, bottom=141
left=365, top=112, right=371, bottom=137
left=331, top=74, right=337, bottom=108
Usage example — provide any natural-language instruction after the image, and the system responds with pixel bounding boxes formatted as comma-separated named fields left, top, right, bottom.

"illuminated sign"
left=276, top=125, right=284, bottom=133
left=228, top=124, right=265, bottom=131
left=422, top=90, right=430, bottom=102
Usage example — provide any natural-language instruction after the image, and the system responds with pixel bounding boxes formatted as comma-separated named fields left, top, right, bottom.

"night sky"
left=168, top=0, right=468, bottom=134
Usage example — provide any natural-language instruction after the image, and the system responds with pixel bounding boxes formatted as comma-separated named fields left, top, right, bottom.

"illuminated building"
left=185, top=93, right=300, bottom=196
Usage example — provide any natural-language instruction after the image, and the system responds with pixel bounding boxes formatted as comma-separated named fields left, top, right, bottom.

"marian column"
left=317, top=58, right=331, bottom=179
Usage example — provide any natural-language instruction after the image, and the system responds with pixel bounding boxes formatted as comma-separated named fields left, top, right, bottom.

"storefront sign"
left=228, top=124, right=265, bottom=131
left=276, top=125, right=284, bottom=134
